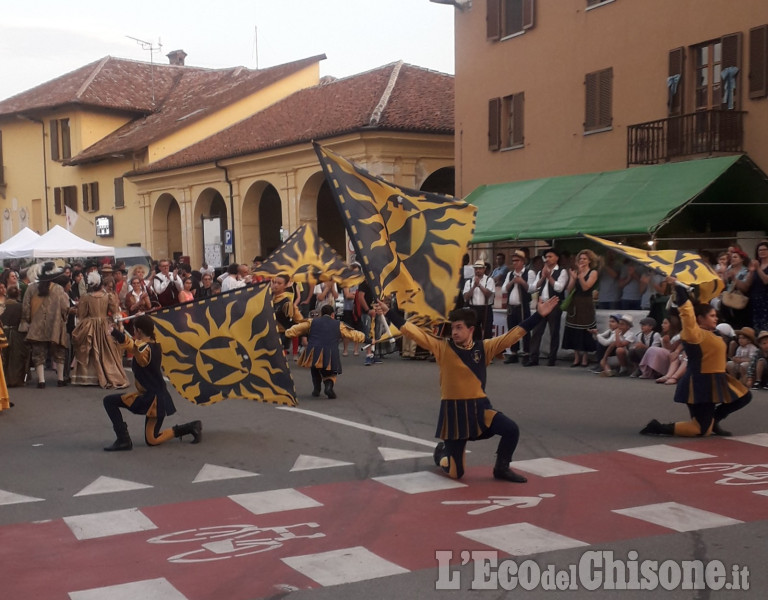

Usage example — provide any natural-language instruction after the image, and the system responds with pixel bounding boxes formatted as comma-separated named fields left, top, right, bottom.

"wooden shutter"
left=114, top=177, right=125, bottom=208
left=489, top=97, right=501, bottom=150
left=91, top=183, right=100, bottom=211
left=522, top=0, right=535, bottom=31
left=54, top=187, right=62, bottom=215
left=60, top=118, right=71, bottom=159
left=50, top=120, right=59, bottom=160
left=585, top=72, right=598, bottom=130
left=64, top=186, right=77, bottom=212
left=512, top=92, right=525, bottom=146
left=668, top=47, right=685, bottom=116
left=487, top=0, right=501, bottom=41
left=598, top=68, right=613, bottom=127
left=749, top=25, right=768, bottom=99
left=82, top=183, right=90, bottom=212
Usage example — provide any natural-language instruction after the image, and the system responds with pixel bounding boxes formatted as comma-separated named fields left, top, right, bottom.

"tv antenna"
left=126, top=35, right=163, bottom=106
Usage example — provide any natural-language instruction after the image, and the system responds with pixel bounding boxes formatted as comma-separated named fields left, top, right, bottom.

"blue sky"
left=0, top=0, right=455, bottom=100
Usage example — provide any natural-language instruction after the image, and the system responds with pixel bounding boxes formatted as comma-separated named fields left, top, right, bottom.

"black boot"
left=173, top=420, right=203, bottom=444
left=324, top=379, right=336, bottom=399
left=311, top=370, right=321, bottom=397
left=433, top=441, right=447, bottom=468
left=104, top=422, right=133, bottom=452
left=493, top=454, right=527, bottom=483
left=639, top=419, right=675, bottom=435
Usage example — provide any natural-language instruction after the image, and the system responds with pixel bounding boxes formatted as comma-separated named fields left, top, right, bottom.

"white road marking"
left=458, top=522, right=588, bottom=555
left=69, top=577, right=187, bottom=600
left=64, top=508, right=157, bottom=540
left=373, top=471, right=466, bottom=494
left=511, top=457, right=597, bottom=477
left=613, top=501, right=742, bottom=532
left=0, top=489, right=44, bottom=506
left=277, top=406, right=436, bottom=447
left=282, top=546, right=409, bottom=586
left=727, top=433, right=768, bottom=447
left=378, top=447, right=434, bottom=461
left=619, top=444, right=715, bottom=463
left=229, top=488, right=323, bottom=515
left=74, top=476, right=153, bottom=497
left=193, top=463, right=259, bottom=483
left=290, top=455, right=354, bottom=472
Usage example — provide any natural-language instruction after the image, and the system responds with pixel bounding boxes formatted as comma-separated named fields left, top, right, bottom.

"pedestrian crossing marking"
left=511, top=457, right=597, bottom=477
left=73, top=476, right=153, bottom=497
left=69, top=577, right=187, bottom=600
left=612, top=501, right=743, bottom=532
left=378, top=447, right=434, bottom=461
left=229, top=488, right=323, bottom=516
left=290, top=454, right=354, bottom=472
left=372, top=471, right=467, bottom=494
left=0, top=489, right=44, bottom=506
left=192, top=464, right=259, bottom=483
left=458, top=522, right=589, bottom=555
left=619, top=444, right=716, bottom=463
left=727, top=433, right=768, bottom=448
left=282, top=546, right=409, bottom=586
left=63, top=507, right=157, bottom=540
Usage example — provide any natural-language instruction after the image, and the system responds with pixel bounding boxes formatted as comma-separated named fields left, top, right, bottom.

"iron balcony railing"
left=627, top=109, right=745, bottom=166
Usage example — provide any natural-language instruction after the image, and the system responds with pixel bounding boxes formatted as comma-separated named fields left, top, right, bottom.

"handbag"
left=721, top=289, right=748, bottom=310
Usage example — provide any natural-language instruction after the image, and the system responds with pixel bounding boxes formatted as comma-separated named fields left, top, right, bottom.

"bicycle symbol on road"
left=442, top=493, right=555, bottom=515
left=667, top=462, right=768, bottom=486
left=147, top=522, right=325, bottom=563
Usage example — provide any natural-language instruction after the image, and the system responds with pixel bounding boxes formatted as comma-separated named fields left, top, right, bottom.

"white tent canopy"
left=0, top=227, right=41, bottom=256
left=0, top=225, right=114, bottom=259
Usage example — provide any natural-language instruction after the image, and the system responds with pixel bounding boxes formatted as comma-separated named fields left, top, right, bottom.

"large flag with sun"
left=583, top=233, right=724, bottom=303
left=314, top=143, right=477, bottom=322
left=151, top=283, right=297, bottom=406
left=252, top=224, right=364, bottom=286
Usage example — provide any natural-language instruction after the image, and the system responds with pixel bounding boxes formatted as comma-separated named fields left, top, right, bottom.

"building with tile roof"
left=0, top=53, right=454, bottom=268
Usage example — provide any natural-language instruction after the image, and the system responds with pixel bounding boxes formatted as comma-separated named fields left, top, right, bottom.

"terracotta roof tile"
left=66, top=55, right=325, bottom=164
left=134, top=63, right=454, bottom=175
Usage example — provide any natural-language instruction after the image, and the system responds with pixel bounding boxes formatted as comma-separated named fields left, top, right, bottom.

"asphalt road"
left=2, top=352, right=767, bottom=598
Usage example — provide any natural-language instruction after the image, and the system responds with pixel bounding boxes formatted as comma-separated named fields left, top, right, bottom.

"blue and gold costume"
left=391, top=309, right=543, bottom=480
left=102, top=325, right=200, bottom=450
left=641, top=290, right=751, bottom=437
left=286, top=311, right=365, bottom=398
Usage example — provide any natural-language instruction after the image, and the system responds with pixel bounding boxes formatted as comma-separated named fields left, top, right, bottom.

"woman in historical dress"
left=0, top=285, right=29, bottom=387
left=562, top=249, right=599, bottom=367
left=71, top=271, right=128, bottom=389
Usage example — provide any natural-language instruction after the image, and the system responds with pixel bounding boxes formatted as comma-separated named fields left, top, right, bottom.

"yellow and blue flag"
left=583, top=233, right=724, bottom=303
left=151, top=283, right=297, bottom=406
left=314, top=143, right=476, bottom=322
left=252, top=224, right=364, bottom=287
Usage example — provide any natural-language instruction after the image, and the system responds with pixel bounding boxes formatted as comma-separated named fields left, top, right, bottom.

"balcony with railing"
left=627, top=109, right=745, bottom=166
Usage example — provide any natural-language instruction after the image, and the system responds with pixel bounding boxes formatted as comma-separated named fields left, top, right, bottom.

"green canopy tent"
left=467, top=155, right=768, bottom=245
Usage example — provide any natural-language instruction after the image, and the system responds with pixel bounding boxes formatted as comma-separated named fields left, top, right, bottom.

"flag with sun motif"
left=314, top=143, right=477, bottom=322
left=252, top=224, right=364, bottom=286
left=150, top=283, right=297, bottom=406
left=583, top=233, right=724, bottom=303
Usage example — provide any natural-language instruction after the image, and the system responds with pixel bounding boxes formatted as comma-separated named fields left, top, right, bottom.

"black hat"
left=37, top=261, right=65, bottom=283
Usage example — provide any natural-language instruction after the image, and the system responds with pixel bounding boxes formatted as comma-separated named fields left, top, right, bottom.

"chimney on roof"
left=166, top=49, right=188, bottom=66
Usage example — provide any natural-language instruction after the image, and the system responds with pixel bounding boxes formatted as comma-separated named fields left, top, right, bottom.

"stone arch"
left=420, top=166, right=455, bottom=196
left=152, top=193, right=182, bottom=261
left=259, top=184, right=282, bottom=256
left=193, top=188, right=228, bottom=267
left=298, top=171, right=325, bottom=231
left=317, top=179, right=346, bottom=256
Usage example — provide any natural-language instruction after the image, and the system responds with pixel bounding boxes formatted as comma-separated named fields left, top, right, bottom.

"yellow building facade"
left=450, top=0, right=768, bottom=196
